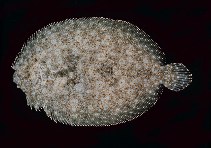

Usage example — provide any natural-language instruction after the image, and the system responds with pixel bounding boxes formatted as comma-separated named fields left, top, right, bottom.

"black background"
left=0, top=0, right=210, bottom=147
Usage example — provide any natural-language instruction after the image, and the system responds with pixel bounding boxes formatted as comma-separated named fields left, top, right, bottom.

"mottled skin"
left=12, top=17, right=192, bottom=126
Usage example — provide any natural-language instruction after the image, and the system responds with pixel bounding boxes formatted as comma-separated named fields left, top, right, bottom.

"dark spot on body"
left=98, top=63, right=113, bottom=78
left=56, top=69, right=69, bottom=77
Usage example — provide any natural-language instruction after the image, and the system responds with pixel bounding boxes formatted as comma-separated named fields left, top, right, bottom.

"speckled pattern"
left=12, top=17, right=192, bottom=126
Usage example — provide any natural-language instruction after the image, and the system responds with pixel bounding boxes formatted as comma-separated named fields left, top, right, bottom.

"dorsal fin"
left=113, top=19, right=166, bottom=65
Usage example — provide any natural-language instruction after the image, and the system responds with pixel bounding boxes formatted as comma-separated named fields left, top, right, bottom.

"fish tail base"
left=163, top=63, right=192, bottom=91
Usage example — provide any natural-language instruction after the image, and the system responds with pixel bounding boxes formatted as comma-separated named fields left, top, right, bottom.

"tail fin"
left=163, top=63, right=192, bottom=91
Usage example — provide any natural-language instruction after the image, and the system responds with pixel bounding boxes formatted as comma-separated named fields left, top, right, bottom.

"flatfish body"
left=12, top=17, right=192, bottom=126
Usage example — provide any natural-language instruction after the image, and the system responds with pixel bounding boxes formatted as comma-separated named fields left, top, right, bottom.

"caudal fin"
left=163, top=63, right=192, bottom=91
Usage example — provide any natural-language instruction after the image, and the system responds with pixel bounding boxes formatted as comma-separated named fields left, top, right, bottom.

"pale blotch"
left=74, top=83, right=85, bottom=93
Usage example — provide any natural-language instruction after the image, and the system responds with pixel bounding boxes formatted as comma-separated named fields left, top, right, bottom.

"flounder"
left=12, top=17, right=192, bottom=126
